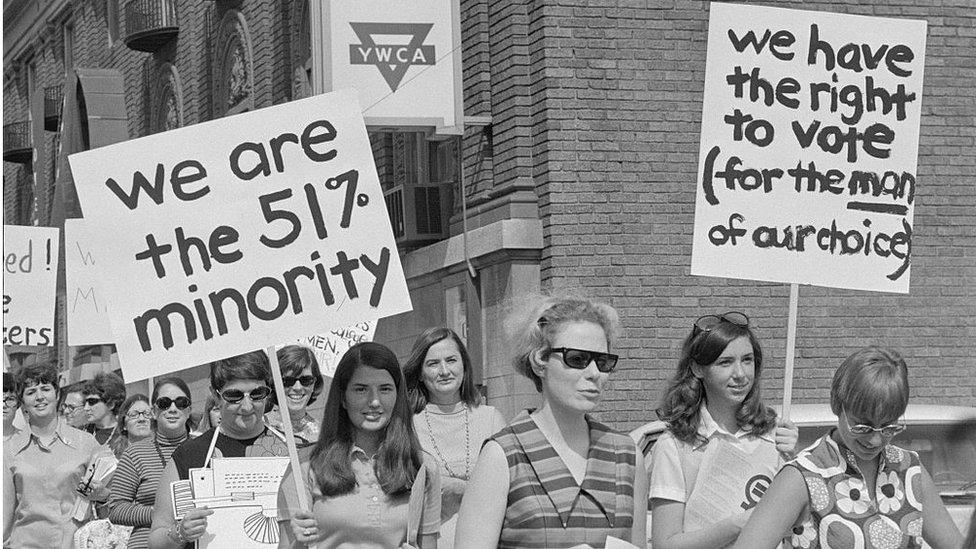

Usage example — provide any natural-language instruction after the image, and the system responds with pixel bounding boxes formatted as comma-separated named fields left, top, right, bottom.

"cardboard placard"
left=3, top=225, right=60, bottom=347
left=65, top=219, right=115, bottom=345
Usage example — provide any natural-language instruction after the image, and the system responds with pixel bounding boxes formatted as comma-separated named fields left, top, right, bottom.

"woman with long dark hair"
left=277, top=342, right=441, bottom=548
left=108, top=377, right=195, bottom=549
left=403, top=327, right=507, bottom=549
left=648, top=312, right=797, bottom=549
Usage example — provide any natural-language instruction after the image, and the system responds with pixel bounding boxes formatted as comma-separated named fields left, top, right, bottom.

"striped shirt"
left=491, top=411, right=637, bottom=549
left=106, top=432, right=188, bottom=549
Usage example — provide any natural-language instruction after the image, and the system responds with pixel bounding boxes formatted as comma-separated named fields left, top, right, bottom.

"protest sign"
left=68, top=89, right=412, bottom=382
left=65, top=219, right=115, bottom=345
left=3, top=225, right=60, bottom=347
left=691, top=4, right=926, bottom=294
left=289, top=318, right=377, bottom=378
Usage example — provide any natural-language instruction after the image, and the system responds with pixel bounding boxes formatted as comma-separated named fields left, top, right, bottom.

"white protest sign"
left=68, top=89, right=412, bottom=382
left=691, top=4, right=926, bottom=293
left=2, top=225, right=59, bottom=347
left=289, top=318, right=377, bottom=378
left=64, top=219, right=115, bottom=345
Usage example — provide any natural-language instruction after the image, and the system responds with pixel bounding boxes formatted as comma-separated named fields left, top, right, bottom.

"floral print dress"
left=784, top=431, right=924, bottom=549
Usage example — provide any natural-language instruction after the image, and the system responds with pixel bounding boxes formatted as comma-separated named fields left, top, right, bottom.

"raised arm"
left=731, top=466, right=807, bottom=549
left=919, top=464, right=963, bottom=549
left=454, top=440, right=510, bottom=549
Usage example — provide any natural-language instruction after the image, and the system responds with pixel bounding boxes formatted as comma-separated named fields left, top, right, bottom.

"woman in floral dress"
left=733, top=346, right=963, bottom=549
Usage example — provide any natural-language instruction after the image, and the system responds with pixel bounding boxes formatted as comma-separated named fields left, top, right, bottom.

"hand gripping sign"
left=68, top=89, right=412, bottom=382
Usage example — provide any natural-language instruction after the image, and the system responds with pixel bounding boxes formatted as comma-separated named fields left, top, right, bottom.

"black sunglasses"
left=550, top=348, right=619, bottom=373
left=693, top=311, right=749, bottom=335
left=155, top=396, right=191, bottom=410
left=217, top=386, right=272, bottom=404
left=282, top=375, right=317, bottom=388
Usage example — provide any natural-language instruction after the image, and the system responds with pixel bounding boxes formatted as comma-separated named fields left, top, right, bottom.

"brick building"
left=4, top=0, right=974, bottom=428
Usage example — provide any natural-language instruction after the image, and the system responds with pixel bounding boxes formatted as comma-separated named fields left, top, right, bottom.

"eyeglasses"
left=155, top=396, right=191, bottom=410
left=282, top=375, right=316, bottom=388
left=2, top=396, right=18, bottom=407
left=126, top=410, right=153, bottom=420
left=83, top=397, right=104, bottom=407
left=216, top=386, right=272, bottom=404
left=848, top=422, right=906, bottom=438
left=550, top=348, right=619, bottom=373
left=61, top=404, right=79, bottom=415
left=693, top=311, right=749, bottom=335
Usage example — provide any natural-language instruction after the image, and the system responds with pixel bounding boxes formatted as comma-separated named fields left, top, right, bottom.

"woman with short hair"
left=83, top=371, right=128, bottom=457
left=455, top=293, right=648, bottom=548
left=119, top=394, right=154, bottom=446
left=732, top=346, right=963, bottom=549
left=148, top=351, right=288, bottom=548
left=3, top=361, right=107, bottom=548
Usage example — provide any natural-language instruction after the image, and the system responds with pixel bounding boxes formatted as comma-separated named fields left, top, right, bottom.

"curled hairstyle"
left=16, top=361, right=61, bottom=400
left=657, top=318, right=776, bottom=445
left=403, top=327, right=480, bottom=413
left=209, top=350, right=271, bottom=392
left=270, top=345, right=325, bottom=407
left=83, top=371, right=126, bottom=415
left=830, top=346, right=909, bottom=426
left=119, top=394, right=150, bottom=436
left=310, top=342, right=422, bottom=498
left=152, top=376, right=196, bottom=433
left=58, top=381, right=85, bottom=410
left=507, top=293, right=620, bottom=393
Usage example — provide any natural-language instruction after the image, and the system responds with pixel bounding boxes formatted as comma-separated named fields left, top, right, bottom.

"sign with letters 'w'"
left=321, top=0, right=463, bottom=134
left=68, top=90, right=412, bottom=382
left=691, top=4, right=926, bottom=293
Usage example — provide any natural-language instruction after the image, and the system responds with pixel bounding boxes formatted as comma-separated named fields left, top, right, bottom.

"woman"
left=733, top=346, right=963, bottom=549
left=403, top=327, right=507, bottom=548
left=3, top=361, right=107, bottom=548
left=84, top=371, right=128, bottom=457
left=59, top=382, right=91, bottom=430
left=277, top=342, right=441, bottom=548
left=265, top=345, right=324, bottom=449
left=648, top=311, right=797, bottom=549
left=455, top=293, right=648, bottom=548
left=119, top=394, right=154, bottom=446
left=193, top=393, right=221, bottom=437
left=3, top=372, right=22, bottom=440
left=148, top=350, right=288, bottom=548
left=108, top=378, right=194, bottom=549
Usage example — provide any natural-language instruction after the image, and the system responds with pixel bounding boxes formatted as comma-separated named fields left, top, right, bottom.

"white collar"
left=697, top=404, right=775, bottom=443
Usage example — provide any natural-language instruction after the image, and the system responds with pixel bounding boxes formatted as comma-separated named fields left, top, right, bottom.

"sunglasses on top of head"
left=155, top=396, right=191, bottom=410
left=282, top=375, right=317, bottom=388
left=549, top=348, right=619, bottom=373
left=216, top=386, right=272, bottom=404
left=692, top=311, right=749, bottom=335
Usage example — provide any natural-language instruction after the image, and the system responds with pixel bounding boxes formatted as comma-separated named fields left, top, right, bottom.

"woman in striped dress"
left=107, top=377, right=194, bottom=548
left=455, top=293, right=649, bottom=549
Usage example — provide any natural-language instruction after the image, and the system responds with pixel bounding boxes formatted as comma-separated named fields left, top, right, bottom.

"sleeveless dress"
left=489, top=410, right=637, bottom=549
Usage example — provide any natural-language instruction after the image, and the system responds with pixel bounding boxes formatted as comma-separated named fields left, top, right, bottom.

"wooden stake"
left=781, top=283, right=799, bottom=422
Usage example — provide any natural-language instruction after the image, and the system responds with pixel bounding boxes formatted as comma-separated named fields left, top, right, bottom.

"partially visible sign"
left=289, top=319, right=377, bottom=378
left=65, top=219, right=114, bottom=345
left=322, top=0, right=463, bottom=134
left=691, top=4, right=926, bottom=293
left=2, top=225, right=59, bottom=347
left=68, top=90, right=412, bottom=382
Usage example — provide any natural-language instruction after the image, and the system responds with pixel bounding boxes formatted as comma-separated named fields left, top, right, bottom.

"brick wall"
left=510, top=0, right=976, bottom=429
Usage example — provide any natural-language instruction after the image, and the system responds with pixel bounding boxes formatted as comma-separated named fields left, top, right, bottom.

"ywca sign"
left=349, top=23, right=436, bottom=92
left=322, top=0, right=462, bottom=135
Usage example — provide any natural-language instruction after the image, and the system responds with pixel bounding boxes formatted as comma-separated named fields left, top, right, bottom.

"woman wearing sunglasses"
left=403, top=327, right=508, bottom=549
left=277, top=342, right=441, bottom=548
left=265, top=345, right=324, bottom=449
left=455, top=294, right=648, bottom=548
left=108, top=378, right=196, bottom=549
left=148, top=351, right=288, bottom=548
left=83, top=371, right=129, bottom=458
left=648, top=311, right=797, bottom=549
left=732, top=346, right=963, bottom=549
left=119, top=394, right=154, bottom=446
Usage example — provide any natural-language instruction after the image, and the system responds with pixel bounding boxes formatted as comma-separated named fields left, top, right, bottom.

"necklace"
left=424, top=402, right=470, bottom=480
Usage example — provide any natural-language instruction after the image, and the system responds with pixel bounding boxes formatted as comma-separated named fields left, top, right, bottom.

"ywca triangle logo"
left=349, top=23, right=436, bottom=92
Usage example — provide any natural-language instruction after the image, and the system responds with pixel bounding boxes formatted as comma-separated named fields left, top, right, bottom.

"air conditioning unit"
left=384, top=181, right=452, bottom=247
